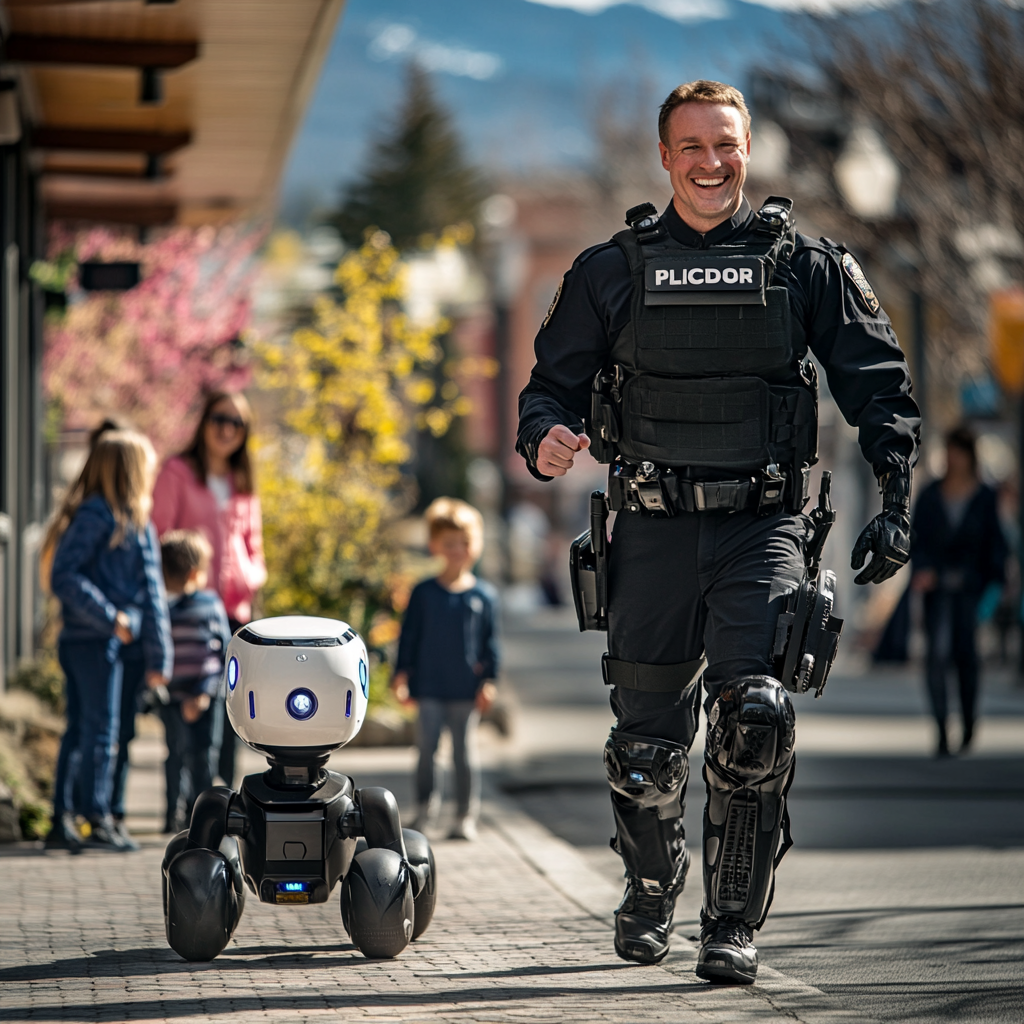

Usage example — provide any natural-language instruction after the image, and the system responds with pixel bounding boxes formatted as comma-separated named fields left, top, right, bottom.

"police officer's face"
left=659, top=103, right=750, bottom=231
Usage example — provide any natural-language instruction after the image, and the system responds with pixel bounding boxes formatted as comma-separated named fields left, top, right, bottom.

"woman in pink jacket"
left=152, top=390, right=267, bottom=788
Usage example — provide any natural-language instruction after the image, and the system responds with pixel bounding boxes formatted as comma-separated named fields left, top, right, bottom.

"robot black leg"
left=162, top=787, right=246, bottom=962
left=341, top=787, right=436, bottom=958
left=697, top=676, right=796, bottom=984
left=402, top=826, right=437, bottom=939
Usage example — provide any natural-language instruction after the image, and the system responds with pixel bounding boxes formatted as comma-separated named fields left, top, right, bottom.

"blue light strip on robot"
left=278, top=881, right=308, bottom=893
left=249, top=690, right=255, bottom=719
left=345, top=690, right=352, bottom=718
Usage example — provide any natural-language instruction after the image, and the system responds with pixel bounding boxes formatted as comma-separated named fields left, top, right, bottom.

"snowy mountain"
left=281, top=0, right=817, bottom=218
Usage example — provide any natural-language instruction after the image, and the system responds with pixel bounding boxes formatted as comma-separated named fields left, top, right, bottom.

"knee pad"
left=705, top=675, right=795, bottom=786
left=703, top=676, right=795, bottom=928
left=604, top=732, right=689, bottom=819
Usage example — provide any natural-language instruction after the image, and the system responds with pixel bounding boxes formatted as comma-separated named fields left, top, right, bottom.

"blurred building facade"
left=0, top=0, right=345, bottom=680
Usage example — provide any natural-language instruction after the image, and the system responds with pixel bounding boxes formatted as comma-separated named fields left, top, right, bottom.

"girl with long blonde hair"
left=47, top=430, right=172, bottom=853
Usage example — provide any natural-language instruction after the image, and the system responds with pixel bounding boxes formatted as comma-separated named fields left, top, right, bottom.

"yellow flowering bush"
left=257, top=229, right=467, bottom=647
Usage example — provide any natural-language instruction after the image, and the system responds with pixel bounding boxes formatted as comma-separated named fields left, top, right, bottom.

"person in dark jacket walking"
left=47, top=430, right=173, bottom=851
left=911, top=426, right=1007, bottom=756
left=158, top=530, right=231, bottom=833
left=392, top=498, right=499, bottom=841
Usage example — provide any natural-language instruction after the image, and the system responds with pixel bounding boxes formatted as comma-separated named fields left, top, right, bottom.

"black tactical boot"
left=695, top=916, right=758, bottom=984
left=614, top=849, right=690, bottom=964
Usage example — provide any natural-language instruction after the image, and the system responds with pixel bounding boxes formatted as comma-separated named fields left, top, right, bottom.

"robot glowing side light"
left=161, top=616, right=436, bottom=962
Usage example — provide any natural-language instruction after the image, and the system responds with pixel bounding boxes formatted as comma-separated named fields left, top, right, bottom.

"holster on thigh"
left=701, top=676, right=796, bottom=929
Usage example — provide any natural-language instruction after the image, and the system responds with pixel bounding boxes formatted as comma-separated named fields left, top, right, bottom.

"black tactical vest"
left=590, top=199, right=818, bottom=476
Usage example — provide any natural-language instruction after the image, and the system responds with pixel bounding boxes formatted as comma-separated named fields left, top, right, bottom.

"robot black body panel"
left=161, top=616, right=436, bottom=963
left=237, top=768, right=355, bottom=906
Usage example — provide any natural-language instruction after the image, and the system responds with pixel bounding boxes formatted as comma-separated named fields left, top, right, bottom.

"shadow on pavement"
left=0, top=981, right=737, bottom=1023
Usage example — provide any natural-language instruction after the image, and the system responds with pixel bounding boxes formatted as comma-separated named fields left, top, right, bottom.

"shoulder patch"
left=541, top=277, right=563, bottom=329
left=840, top=251, right=881, bottom=315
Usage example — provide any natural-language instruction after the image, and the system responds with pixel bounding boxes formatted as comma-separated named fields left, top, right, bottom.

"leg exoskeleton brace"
left=605, top=732, right=689, bottom=819
left=702, top=676, right=796, bottom=930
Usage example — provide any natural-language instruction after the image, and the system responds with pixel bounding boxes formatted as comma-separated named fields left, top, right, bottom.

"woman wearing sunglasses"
left=152, top=391, right=267, bottom=810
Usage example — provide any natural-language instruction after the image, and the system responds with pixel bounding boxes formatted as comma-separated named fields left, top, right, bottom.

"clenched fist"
left=537, top=424, right=591, bottom=477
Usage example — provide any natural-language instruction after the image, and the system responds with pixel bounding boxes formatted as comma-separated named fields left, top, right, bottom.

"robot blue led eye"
left=629, top=771, right=646, bottom=783
left=227, top=656, right=239, bottom=691
left=278, top=881, right=308, bottom=893
left=286, top=688, right=318, bottom=721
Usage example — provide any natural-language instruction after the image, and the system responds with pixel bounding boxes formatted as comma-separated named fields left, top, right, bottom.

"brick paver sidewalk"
left=1, top=792, right=878, bottom=1024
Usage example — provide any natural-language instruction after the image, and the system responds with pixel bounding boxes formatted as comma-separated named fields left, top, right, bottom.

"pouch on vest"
left=619, top=375, right=773, bottom=470
left=590, top=373, right=621, bottom=465
left=626, top=286, right=794, bottom=378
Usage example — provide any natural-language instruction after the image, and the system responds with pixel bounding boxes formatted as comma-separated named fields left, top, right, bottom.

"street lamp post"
left=480, top=193, right=525, bottom=516
left=834, top=124, right=926, bottom=426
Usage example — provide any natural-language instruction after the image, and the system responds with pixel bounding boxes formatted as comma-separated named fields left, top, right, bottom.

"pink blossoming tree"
left=41, top=221, right=265, bottom=456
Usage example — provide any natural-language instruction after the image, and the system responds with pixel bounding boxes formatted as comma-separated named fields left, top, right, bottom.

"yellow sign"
left=990, top=288, right=1024, bottom=395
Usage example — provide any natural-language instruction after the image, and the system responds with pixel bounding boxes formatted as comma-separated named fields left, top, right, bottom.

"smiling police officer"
left=516, top=80, right=920, bottom=984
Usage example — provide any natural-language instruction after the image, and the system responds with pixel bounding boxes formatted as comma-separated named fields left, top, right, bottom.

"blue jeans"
left=109, top=643, right=146, bottom=818
left=54, top=638, right=123, bottom=821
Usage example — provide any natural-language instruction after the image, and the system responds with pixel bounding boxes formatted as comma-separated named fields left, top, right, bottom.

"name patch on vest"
left=644, top=257, right=765, bottom=305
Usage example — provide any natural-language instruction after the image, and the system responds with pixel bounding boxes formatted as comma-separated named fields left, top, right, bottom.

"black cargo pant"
left=605, top=507, right=809, bottom=887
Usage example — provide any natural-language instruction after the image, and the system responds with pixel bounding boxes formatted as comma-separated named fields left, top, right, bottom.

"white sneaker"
left=448, top=816, right=478, bottom=841
left=408, top=799, right=440, bottom=833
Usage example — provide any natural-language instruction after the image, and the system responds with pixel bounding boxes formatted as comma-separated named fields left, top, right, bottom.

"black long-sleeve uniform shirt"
left=516, top=199, right=921, bottom=481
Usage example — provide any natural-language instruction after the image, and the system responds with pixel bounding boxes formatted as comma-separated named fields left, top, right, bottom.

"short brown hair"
left=658, top=80, right=751, bottom=145
left=161, top=529, right=213, bottom=590
left=425, top=497, right=484, bottom=561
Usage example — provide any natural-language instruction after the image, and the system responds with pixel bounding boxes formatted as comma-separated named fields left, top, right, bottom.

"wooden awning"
left=2, top=0, right=345, bottom=225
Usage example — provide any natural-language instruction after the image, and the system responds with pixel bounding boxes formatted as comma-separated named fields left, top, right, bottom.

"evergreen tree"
left=333, top=65, right=484, bottom=250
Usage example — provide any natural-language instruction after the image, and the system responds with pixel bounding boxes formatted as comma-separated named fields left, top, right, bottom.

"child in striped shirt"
left=159, top=529, right=232, bottom=833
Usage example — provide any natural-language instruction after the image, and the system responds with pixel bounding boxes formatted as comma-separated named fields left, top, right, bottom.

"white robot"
left=161, top=616, right=436, bottom=962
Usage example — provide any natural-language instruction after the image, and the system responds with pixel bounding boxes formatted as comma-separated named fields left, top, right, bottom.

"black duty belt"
left=608, top=460, right=788, bottom=516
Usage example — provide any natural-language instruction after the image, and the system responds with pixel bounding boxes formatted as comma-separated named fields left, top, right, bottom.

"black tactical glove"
left=851, top=469, right=911, bottom=585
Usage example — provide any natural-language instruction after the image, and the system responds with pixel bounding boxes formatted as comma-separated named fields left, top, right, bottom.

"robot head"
left=225, top=616, right=370, bottom=762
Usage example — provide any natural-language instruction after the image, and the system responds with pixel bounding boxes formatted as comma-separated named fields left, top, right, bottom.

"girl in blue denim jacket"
left=47, top=430, right=173, bottom=852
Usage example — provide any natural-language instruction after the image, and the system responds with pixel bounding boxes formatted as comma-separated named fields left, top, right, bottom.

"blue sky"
left=279, top=0, right=866, bottom=220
